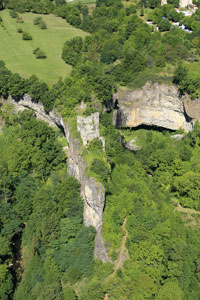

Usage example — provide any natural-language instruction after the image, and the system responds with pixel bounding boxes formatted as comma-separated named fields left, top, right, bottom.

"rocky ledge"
left=113, top=82, right=194, bottom=132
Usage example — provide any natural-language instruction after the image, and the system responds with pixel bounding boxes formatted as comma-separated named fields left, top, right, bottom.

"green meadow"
left=0, top=10, right=88, bottom=85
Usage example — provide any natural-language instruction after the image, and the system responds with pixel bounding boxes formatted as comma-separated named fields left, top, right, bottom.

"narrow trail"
left=104, top=218, right=129, bottom=300
left=175, top=203, right=200, bottom=215
left=112, top=217, right=128, bottom=275
left=174, top=202, right=200, bottom=226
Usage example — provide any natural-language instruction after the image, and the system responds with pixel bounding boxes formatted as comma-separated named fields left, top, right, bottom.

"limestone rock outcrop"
left=161, top=0, right=193, bottom=8
left=77, top=113, right=100, bottom=146
left=11, top=94, right=63, bottom=129
left=113, top=82, right=193, bottom=132
left=77, top=113, right=106, bottom=151
left=183, top=98, right=200, bottom=122
left=124, top=139, right=141, bottom=152
left=62, top=120, right=111, bottom=263
left=9, top=95, right=110, bottom=263
left=179, top=0, right=193, bottom=8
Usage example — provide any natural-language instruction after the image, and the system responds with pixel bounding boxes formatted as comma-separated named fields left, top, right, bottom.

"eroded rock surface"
left=113, top=82, right=193, bottom=132
left=62, top=121, right=111, bottom=263
left=125, top=139, right=141, bottom=152
left=77, top=113, right=106, bottom=151
left=77, top=113, right=100, bottom=146
left=184, top=98, right=200, bottom=122
left=179, top=0, right=193, bottom=8
left=11, top=94, right=63, bottom=129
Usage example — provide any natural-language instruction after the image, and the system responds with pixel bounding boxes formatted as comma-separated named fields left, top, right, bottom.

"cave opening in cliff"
left=122, top=124, right=175, bottom=133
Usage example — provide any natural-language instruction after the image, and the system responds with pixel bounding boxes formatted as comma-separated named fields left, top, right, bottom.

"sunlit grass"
left=0, top=10, right=88, bottom=85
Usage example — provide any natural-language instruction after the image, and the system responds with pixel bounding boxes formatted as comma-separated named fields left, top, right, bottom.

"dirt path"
left=113, top=217, right=128, bottom=274
left=175, top=203, right=200, bottom=215
left=104, top=218, right=129, bottom=300
left=174, top=202, right=200, bottom=226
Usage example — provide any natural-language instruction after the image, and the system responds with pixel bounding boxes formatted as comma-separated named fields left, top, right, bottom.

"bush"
left=39, top=20, right=47, bottom=29
left=35, top=50, right=46, bottom=59
left=33, top=48, right=46, bottom=59
left=9, top=10, right=18, bottom=18
left=90, top=158, right=110, bottom=182
left=33, top=17, right=47, bottom=29
left=22, top=32, right=32, bottom=40
left=17, top=27, right=23, bottom=33
left=158, top=19, right=171, bottom=32
left=16, top=17, right=24, bottom=23
left=33, top=17, right=42, bottom=25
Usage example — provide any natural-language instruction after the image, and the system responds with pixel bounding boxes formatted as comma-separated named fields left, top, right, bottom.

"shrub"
left=33, top=16, right=42, bottom=25
left=17, top=28, right=23, bottom=33
left=90, top=158, right=110, bottom=182
left=9, top=10, right=18, bottom=18
left=35, top=50, right=46, bottom=59
left=33, top=17, right=47, bottom=29
left=22, top=32, right=32, bottom=40
left=39, top=20, right=47, bottom=29
left=33, top=48, right=46, bottom=59
left=16, top=17, right=24, bottom=23
left=158, top=19, right=171, bottom=32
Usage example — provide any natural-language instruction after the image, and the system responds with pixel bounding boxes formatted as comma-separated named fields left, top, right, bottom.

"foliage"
left=33, top=17, right=47, bottom=29
left=62, top=37, right=83, bottom=66
left=1, top=1, right=200, bottom=300
left=33, top=48, right=47, bottom=59
left=9, top=9, right=18, bottom=18
left=158, top=18, right=171, bottom=31
left=22, top=31, right=32, bottom=40
left=33, top=16, right=42, bottom=25
left=90, top=158, right=110, bottom=182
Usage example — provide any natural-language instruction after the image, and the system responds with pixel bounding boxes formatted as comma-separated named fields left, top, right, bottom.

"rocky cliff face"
left=11, top=94, right=63, bottom=129
left=61, top=119, right=111, bottom=262
left=183, top=98, right=200, bottom=122
left=10, top=95, right=110, bottom=262
left=77, top=113, right=100, bottom=146
left=179, top=0, right=193, bottom=8
left=113, top=82, right=193, bottom=132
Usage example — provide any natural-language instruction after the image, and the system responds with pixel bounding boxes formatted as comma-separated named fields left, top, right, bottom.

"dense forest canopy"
left=1, top=0, right=200, bottom=299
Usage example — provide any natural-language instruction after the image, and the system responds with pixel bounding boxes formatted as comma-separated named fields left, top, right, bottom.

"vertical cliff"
left=9, top=95, right=110, bottom=262
left=61, top=118, right=111, bottom=262
left=113, top=83, right=193, bottom=132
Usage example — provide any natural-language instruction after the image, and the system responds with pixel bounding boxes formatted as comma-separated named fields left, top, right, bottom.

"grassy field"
left=184, top=58, right=200, bottom=78
left=0, top=10, right=88, bottom=85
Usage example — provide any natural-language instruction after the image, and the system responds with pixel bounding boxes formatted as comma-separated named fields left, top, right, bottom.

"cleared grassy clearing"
left=184, top=59, right=200, bottom=77
left=0, top=10, right=88, bottom=85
